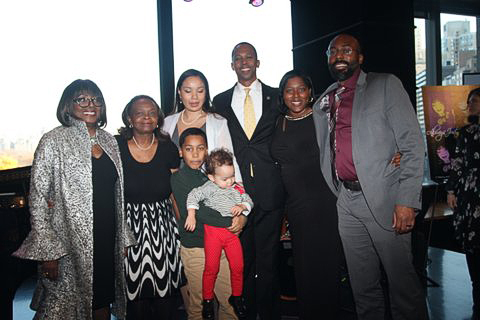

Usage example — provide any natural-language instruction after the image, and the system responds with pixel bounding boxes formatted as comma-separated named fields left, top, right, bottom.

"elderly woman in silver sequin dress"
left=13, top=79, right=136, bottom=320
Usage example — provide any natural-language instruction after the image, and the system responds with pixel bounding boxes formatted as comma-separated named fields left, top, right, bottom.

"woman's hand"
left=41, top=260, right=59, bottom=280
left=447, top=193, right=457, bottom=209
left=391, top=152, right=402, bottom=167
left=228, top=215, right=247, bottom=235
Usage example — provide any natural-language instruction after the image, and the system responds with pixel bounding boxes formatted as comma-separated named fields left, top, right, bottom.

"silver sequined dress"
left=13, top=119, right=136, bottom=320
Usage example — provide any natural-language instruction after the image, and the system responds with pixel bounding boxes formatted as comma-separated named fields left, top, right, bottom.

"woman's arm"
left=170, top=193, right=181, bottom=221
left=13, top=134, right=67, bottom=261
left=446, top=129, right=467, bottom=208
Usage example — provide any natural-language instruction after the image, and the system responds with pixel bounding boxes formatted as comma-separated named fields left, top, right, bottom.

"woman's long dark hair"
left=172, top=69, right=213, bottom=115
left=118, top=95, right=170, bottom=141
left=467, top=87, right=480, bottom=124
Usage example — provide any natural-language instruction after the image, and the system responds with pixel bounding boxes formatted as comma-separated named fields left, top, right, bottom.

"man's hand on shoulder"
left=392, top=205, right=415, bottom=234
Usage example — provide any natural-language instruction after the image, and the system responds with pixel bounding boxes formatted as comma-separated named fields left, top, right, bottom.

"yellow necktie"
left=244, top=88, right=256, bottom=139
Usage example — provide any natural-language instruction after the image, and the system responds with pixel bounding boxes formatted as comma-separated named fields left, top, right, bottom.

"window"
left=0, top=0, right=161, bottom=170
left=414, top=18, right=431, bottom=181
left=441, top=13, right=478, bottom=85
left=172, top=0, right=293, bottom=96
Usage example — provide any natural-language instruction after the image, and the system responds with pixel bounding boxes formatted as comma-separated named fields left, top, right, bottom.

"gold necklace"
left=285, top=109, right=313, bottom=121
left=181, top=110, right=204, bottom=125
left=132, top=133, right=155, bottom=151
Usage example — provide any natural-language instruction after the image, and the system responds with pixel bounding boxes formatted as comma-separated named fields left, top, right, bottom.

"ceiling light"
left=249, top=0, right=264, bottom=7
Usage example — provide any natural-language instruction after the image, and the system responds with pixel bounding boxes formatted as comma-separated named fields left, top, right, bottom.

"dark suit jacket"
left=212, top=82, right=284, bottom=211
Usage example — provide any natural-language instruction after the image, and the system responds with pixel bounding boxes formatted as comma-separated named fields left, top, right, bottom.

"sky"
left=172, top=0, right=293, bottom=96
left=0, top=0, right=161, bottom=143
left=0, top=0, right=292, bottom=169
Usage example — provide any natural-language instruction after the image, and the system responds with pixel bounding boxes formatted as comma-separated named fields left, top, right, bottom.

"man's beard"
left=328, top=60, right=359, bottom=81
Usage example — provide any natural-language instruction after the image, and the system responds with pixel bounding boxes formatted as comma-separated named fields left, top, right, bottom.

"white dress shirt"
left=231, top=79, right=263, bottom=131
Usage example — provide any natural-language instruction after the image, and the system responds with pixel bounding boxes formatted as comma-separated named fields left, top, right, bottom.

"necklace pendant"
left=90, top=135, right=99, bottom=146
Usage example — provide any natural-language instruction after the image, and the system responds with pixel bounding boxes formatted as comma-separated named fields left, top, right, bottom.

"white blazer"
left=163, top=112, right=243, bottom=183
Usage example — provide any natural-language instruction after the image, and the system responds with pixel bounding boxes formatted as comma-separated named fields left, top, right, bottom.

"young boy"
left=186, top=148, right=252, bottom=319
left=170, top=128, right=247, bottom=320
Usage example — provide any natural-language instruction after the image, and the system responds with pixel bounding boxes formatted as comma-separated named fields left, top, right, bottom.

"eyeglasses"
left=326, top=47, right=355, bottom=56
left=73, top=97, right=104, bottom=108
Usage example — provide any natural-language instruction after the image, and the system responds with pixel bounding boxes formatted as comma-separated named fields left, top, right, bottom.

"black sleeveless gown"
left=271, top=114, right=343, bottom=319
left=92, top=153, right=117, bottom=310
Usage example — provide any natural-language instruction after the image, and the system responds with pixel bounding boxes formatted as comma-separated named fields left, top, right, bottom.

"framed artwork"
left=422, top=85, right=480, bottom=181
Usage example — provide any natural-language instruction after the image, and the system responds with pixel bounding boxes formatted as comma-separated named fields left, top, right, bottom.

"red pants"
left=202, top=224, right=244, bottom=299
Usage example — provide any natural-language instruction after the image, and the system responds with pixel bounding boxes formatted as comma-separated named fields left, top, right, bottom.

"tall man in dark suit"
left=312, top=34, right=428, bottom=319
left=212, top=42, right=284, bottom=320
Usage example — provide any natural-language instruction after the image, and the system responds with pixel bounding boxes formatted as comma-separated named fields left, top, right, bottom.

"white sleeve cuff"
left=241, top=202, right=252, bottom=215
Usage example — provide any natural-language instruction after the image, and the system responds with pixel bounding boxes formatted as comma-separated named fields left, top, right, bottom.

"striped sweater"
left=187, top=180, right=253, bottom=217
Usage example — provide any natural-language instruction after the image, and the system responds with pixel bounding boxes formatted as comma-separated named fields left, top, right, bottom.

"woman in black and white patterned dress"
left=116, top=95, right=182, bottom=320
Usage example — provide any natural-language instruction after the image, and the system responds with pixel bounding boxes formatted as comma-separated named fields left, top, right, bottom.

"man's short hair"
left=179, top=127, right=207, bottom=148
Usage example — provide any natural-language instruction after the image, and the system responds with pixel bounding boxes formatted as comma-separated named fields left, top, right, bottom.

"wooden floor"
left=13, top=247, right=474, bottom=319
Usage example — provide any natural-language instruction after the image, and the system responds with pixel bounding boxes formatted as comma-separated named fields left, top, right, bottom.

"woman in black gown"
left=271, top=70, right=349, bottom=319
left=116, top=95, right=182, bottom=320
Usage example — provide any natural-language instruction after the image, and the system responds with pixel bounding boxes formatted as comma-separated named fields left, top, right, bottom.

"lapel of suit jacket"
left=351, top=70, right=367, bottom=173
left=313, top=82, right=339, bottom=194
left=351, top=70, right=367, bottom=136
left=318, top=83, right=339, bottom=104
left=221, top=85, right=243, bottom=130
left=251, top=81, right=274, bottom=139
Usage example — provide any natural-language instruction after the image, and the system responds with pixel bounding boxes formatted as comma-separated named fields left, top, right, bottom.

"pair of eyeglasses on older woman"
left=73, top=96, right=104, bottom=108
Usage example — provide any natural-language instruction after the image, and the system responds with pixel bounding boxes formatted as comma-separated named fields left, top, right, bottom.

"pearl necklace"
left=132, top=133, right=155, bottom=151
left=181, top=110, right=204, bottom=125
left=285, top=109, right=313, bottom=121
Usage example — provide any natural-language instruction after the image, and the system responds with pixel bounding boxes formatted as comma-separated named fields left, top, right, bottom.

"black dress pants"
left=240, top=206, right=283, bottom=320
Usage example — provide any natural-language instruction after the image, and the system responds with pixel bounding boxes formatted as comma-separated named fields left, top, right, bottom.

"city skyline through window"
left=440, top=13, right=478, bottom=85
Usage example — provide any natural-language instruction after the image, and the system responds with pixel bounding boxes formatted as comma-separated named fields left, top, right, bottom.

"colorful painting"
left=422, top=85, right=480, bottom=181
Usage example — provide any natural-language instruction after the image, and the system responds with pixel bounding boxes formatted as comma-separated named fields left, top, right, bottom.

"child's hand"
left=231, top=204, right=246, bottom=216
left=184, top=211, right=196, bottom=232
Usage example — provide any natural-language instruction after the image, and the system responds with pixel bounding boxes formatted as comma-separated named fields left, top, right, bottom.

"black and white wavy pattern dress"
left=116, top=135, right=182, bottom=300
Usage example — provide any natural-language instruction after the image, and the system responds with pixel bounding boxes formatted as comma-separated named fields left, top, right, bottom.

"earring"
left=309, top=96, right=314, bottom=103
left=129, top=123, right=133, bottom=128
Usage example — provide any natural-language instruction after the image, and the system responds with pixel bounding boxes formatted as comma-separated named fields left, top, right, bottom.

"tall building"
left=442, top=20, right=477, bottom=84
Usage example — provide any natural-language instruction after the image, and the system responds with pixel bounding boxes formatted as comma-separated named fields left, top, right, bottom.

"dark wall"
left=414, top=0, right=480, bottom=16
left=291, top=0, right=416, bottom=105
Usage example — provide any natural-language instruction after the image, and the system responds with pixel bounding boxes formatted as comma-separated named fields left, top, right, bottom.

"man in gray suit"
left=312, top=34, right=428, bottom=319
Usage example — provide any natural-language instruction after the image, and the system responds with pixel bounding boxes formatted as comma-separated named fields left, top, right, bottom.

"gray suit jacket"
left=312, top=70, right=425, bottom=229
